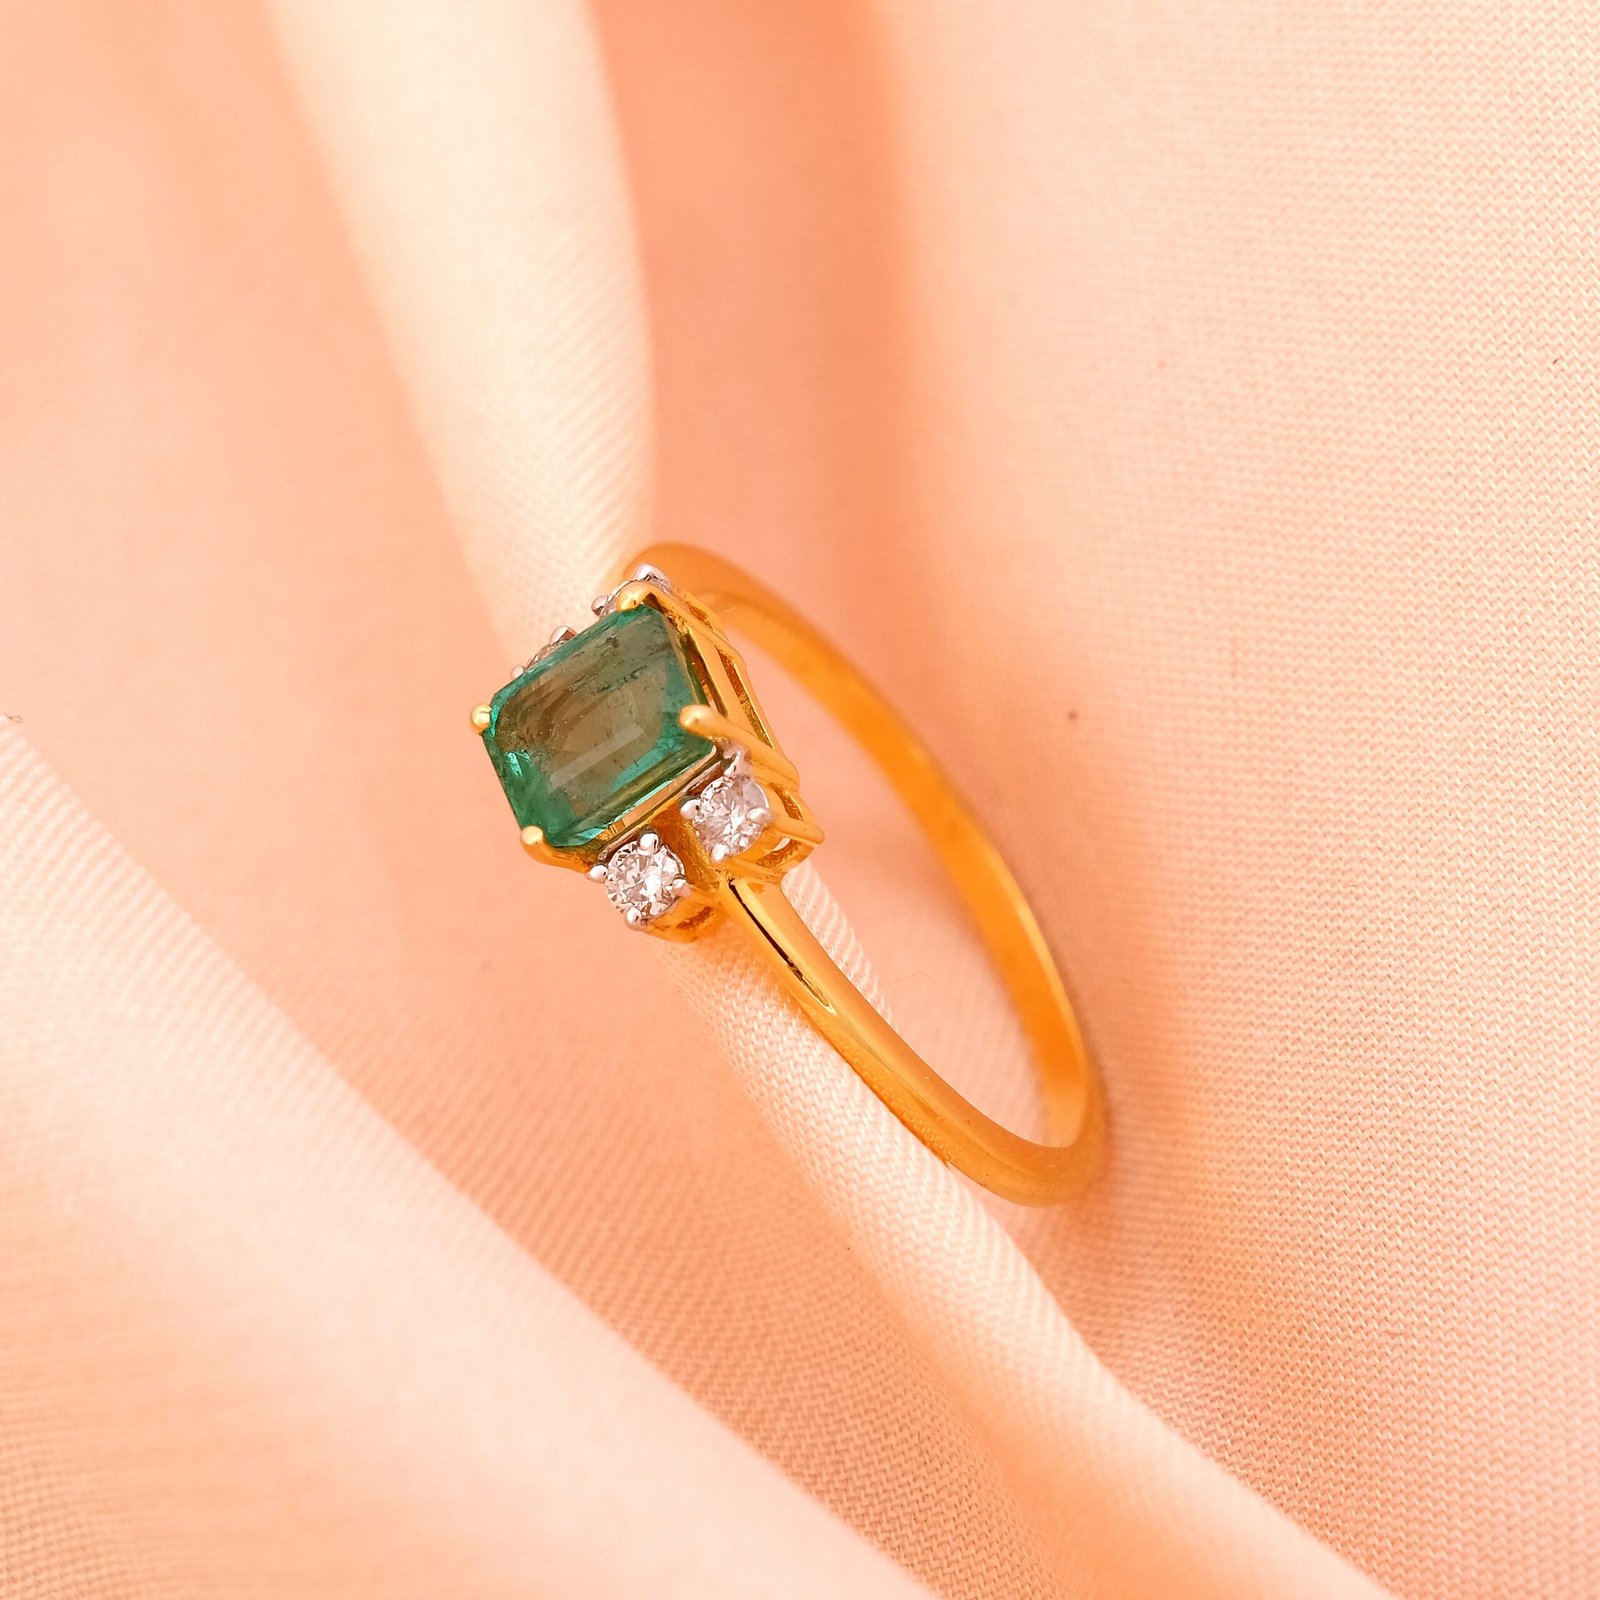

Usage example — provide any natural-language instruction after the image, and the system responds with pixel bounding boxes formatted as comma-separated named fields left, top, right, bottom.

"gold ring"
left=470, top=543, right=1102, bottom=1205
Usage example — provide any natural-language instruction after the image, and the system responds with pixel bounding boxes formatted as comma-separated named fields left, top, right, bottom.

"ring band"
left=471, top=543, right=1102, bottom=1205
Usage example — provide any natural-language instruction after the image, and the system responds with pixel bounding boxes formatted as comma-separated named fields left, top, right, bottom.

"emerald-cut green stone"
left=482, top=606, right=716, bottom=849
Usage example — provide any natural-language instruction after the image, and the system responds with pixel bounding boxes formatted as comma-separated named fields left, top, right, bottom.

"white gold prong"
left=710, top=843, right=729, bottom=863
left=624, top=906, right=642, bottom=927
left=748, top=806, right=771, bottom=827
left=673, top=879, right=693, bottom=899
left=548, top=625, right=576, bottom=647
left=630, top=562, right=671, bottom=587
left=680, top=798, right=700, bottom=820
left=591, top=594, right=611, bottom=616
left=639, top=831, right=660, bottom=855
left=588, top=863, right=608, bottom=881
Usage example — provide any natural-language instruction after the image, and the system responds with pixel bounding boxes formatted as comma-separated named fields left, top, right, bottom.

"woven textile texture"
left=1, top=2, right=1596, bottom=1597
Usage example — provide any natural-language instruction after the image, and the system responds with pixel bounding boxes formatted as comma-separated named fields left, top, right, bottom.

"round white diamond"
left=690, top=771, right=770, bottom=861
left=602, top=838, right=686, bottom=925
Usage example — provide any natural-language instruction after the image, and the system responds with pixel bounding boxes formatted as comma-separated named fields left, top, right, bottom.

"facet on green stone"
left=482, top=606, right=716, bottom=849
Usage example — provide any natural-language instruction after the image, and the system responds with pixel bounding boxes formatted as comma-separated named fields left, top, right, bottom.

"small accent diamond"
left=688, top=770, right=771, bottom=862
left=602, top=835, right=687, bottom=925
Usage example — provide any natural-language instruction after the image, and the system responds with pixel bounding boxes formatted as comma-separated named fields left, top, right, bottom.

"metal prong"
left=765, top=811, right=824, bottom=847
left=588, top=863, right=608, bottom=882
left=710, top=843, right=729, bottom=863
left=748, top=806, right=771, bottom=827
left=519, top=823, right=594, bottom=874
left=673, top=879, right=693, bottom=899
left=679, top=704, right=735, bottom=742
left=639, top=831, right=660, bottom=855
left=470, top=704, right=492, bottom=733
left=624, top=906, right=642, bottom=927
left=678, top=706, right=800, bottom=787
left=520, top=825, right=561, bottom=865
left=630, top=562, right=671, bottom=587
left=591, top=593, right=612, bottom=616
left=680, top=798, right=701, bottom=821
left=531, top=624, right=580, bottom=664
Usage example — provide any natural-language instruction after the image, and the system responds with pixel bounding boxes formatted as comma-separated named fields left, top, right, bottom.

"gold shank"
left=629, top=543, right=1103, bottom=1205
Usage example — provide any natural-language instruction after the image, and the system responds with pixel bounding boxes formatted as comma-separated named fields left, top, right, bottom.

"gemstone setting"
left=599, top=834, right=687, bottom=925
left=481, top=606, right=716, bottom=849
left=686, top=768, right=771, bottom=862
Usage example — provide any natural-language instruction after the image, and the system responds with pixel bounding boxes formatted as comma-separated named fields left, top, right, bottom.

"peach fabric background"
left=1, top=2, right=1596, bottom=1597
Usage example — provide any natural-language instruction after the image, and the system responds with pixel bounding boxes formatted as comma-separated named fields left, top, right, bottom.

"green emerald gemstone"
left=482, top=606, right=716, bottom=849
